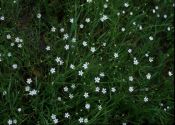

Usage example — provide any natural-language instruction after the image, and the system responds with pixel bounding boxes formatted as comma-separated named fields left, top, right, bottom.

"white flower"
left=84, top=92, right=89, bottom=98
left=50, top=68, right=56, bottom=74
left=129, top=76, right=134, bottom=81
left=87, top=0, right=92, bottom=3
left=78, top=117, right=84, bottom=123
left=133, top=58, right=139, bottom=65
left=100, top=15, right=108, bottom=22
left=114, top=53, right=119, bottom=58
left=71, top=84, right=76, bottom=89
left=29, top=89, right=37, bottom=96
left=102, top=88, right=107, bottom=94
left=55, top=57, right=61, bottom=63
left=63, top=86, right=69, bottom=92
left=65, top=112, right=70, bottom=118
left=3, top=91, right=7, bottom=95
left=149, top=57, right=154, bottom=62
left=8, top=52, right=12, bottom=57
left=12, top=64, right=18, bottom=69
left=117, top=12, right=120, bottom=16
left=60, top=28, right=65, bottom=32
left=99, top=72, right=105, bottom=77
left=111, top=87, right=116, bottom=92
left=98, top=105, right=102, bottom=110
left=121, top=27, right=125, bottom=32
left=146, top=73, right=151, bottom=80
left=128, top=49, right=132, bottom=53
left=144, top=96, right=149, bottom=102
left=78, top=70, right=84, bottom=76
left=155, top=6, right=159, bottom=10
left=69, top=94, right=74, bottom=99
left=83, top=41, right=88, bottom=46
left=7, top=119, right=13, bottom=125
left=70, top=18, right=74, bottom=23
left=95, top=87, right=100, bottom=92
left=72, top=37, right=76, bottom=43
left=149, top=36, right=154, bottom=41
left=11, top=43, right=15, bottom=46
left=168, top=71, right=173, bottom=76
left=13, top=119, right=17, bottom=124
left=102, top=42, right=106, bottom=46
left=25, top=86, right=30, bottom=92
left=129, top=87, right=134, bottom=92
left=51, top=114, right=57, bottom=120
left=64, top=44, right=70, bottom=50
left=95, top=77, right=100, bottom=83
left=130, top=12, right=133, bottom=16
left=53, top=119, right=59, bottom=124
left=163, top=14, right=167, bottom=19
left=90, top=47, right=96, bottom=53
left=63, top=33, right=69, bottom=40
left=85, top=18, right=90, bottom=23
left=6, top=34, right=11, bottom=39
left=84, top=118, right=88, bottom=123
left=85, top=103, right=91, bottom=109
left=0, top=16, right=5, bottom=20
left=17, top=108, right=22, bottom=112
left=124, top=3, right=129, bottom=7
left=167, top=27, right=171, bottom=31
left=70, top=64, right=75, bottom=69
left=80, top=24, right=84, bottom=29
left=51, top=26, right=56, bottom=32
left=57, top=97, right=62, bottom=101
left=26, top=78, right=32, bottom=84
left=145, top=53, right=149, bottom=57
left=104, top=4, right=108, bottom=8
left=37, top=13, right=41, bottom=19
left=46, top=46, right=51, bottom=51
left=83, top=62, right=89, bottom=69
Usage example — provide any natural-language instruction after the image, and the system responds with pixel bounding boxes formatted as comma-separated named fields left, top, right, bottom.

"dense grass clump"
left=0, top=0, right=174, bottom=125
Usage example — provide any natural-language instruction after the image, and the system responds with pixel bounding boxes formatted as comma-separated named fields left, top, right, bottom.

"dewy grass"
left=0, top=0, right=174, bottom=125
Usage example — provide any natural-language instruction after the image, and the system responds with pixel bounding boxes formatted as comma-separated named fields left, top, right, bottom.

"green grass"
left=0, top=0, right=174, bottom=125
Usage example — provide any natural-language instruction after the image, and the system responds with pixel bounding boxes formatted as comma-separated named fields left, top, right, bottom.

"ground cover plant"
left=0, top=0, right=174, bottom=124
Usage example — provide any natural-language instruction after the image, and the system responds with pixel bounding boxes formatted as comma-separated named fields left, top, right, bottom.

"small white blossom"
left=90, top=47, right=96, bottom=53
left=12, top=64, right=18, bottom=69
left=37, top=13, right=41, bottom=19
left=129, top=76, right=134, bottom=81
left=129, top=87, right=134, bottom=92
left=111, top=87, right=116, bottom=92
left=95, top=77, right=100, bottom=83
left=87, top=0, right=92, bottom=3
left=102, top=88, right=107, bottom=94
left=85, top=103, right=91, bottom=110
left=95, top=87, right=100, bottom=92
left=100, top=15, right=108, bottom=22
left=50, top=68, right=56, bottom=74
left=51, top=26, right=56, bottom=32
left=64, top=44, right=70, bottom=50
left=168, top=71, right=173, bottom=76
left=85, top=18, right=90, bottom=23
left=114, top=53, right=119, bottom=58
left=84, top=92, right=89, bottom=98
left=149, top=36, right=154, bottom=41
left=83, top=41, right=87, bottom=46
left=64, top=112, right=70, bottom=118
left=78, top=117, right=84, bottom=123
left=146, top=73, right=151, bottom=80
left=144, top=96, right=149, bottom=102
left=78, top=70, right=84, bottom=76
left=26, top=78, right=32, bottom=84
